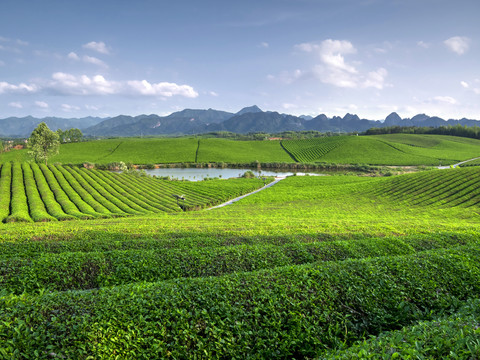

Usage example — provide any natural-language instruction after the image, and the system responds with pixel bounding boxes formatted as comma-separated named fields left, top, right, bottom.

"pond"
left=140, top=167, right=324, bottom=181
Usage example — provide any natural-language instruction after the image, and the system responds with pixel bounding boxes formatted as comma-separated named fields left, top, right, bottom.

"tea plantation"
left=3, top=133, right=480, bottom=166
left=0, top=163, right=480, bottom=358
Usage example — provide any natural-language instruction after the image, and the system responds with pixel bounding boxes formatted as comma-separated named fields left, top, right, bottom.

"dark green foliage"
left=0, top=246, right=479, bottom=358
left=325, top=298, right=480, bottom=359
left=0, top=233, right=478, bottom=294
left=27, top=122, right=60, bottom=164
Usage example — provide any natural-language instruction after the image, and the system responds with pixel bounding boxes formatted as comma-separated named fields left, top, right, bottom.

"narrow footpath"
left=208, top=176, right=287, bottom=210
left=438, top=156, right=480, bottom=169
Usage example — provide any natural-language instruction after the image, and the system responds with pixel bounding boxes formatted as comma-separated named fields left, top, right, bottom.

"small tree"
left=28, top=122, right=60, bottom=165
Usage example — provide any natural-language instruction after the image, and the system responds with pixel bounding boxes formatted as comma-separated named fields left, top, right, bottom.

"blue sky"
left=1, top=0, right=479, bottom=119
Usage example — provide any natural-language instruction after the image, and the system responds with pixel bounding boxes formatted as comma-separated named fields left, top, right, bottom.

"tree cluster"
left=365, top=124, right=480, bottom=140
left=56, top=128, right=83, bottom=143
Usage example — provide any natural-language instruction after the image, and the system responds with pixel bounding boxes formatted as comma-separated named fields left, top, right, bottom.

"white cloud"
left=50, top=72, right=118, bottom=95
left=282, top=103, right=298, bottom=110
left=61, top=104, right=80, bottom=112
left=8, top=102, right=23, bottom=109
left=444, top=36, right=470, bottom=55
left=35, top=101, right=49, bottom=108
left=16, top=39, right=28, bottom=46
left=85, top=105, right=99, bottom=111
left=209, top=91, right=219, bottom=97
left=363, top=68, right=388, bottom=89
left=0, top=81, right=38, bottom=94
left=417, top=41, right=430, bottom=49
left=47, top=72, right=198, bottom=98
left=432, top=96, right=457, bottom=105
left=297, top=39, right=387, bottom=89
left=83, top=41, right=109, bottom=54
left=267, top=69, right=304, bottom=84
left=83, top=55, right=108, bottom=68
left=259, top=42, right=269, bottom=48
left=461, top=81, right=469, bottom=88
left=127, top=80, right=198, bottom=98
left=68, top=52, right=80, bottom=60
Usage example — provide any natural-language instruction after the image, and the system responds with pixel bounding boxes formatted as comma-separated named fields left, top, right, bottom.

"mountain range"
left=1, top=106, right=479, bottom=137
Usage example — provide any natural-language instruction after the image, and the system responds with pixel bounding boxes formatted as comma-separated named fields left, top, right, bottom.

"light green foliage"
left=27, top=122, right=60, bottom=164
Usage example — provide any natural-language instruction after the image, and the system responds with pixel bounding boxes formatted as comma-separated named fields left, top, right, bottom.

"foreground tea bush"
left=324, top=298, right=480, bottom=359
left=1, top=234, right=478, bottom=294
left=1, top=245, right=479, bottom=358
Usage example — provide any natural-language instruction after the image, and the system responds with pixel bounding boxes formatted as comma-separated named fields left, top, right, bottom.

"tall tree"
left=28, top=122, right=60, bottom=165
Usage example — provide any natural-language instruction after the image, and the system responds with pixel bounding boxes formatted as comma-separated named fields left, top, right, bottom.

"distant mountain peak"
left=384, top=112, right=402, bottom=124
left=236, top=105, right=263, bottom=115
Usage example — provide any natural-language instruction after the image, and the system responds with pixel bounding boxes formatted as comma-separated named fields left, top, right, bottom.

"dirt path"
left=208, top=176, right=287, bottom=210
left=438, top=156, right=480, bottom=169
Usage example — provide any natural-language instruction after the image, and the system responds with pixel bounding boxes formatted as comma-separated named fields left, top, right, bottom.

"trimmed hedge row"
left=1, top=234, right=479, bottom=294
left=47, top=165, right=104, bottom=218
left=0, top=245, right=479, bottom=358
left=324, top=298, right=480, bottom=359
left=30, top=163, right=76, bottom=221
left=0, top=163, right=11, bottom=222
left=22, top=163, right=57, bottom=222
left=38, top=164, right=92, bottom=219
left=54, top=165, right=113, bottom=216
left=5, top=162, right=32, bottom=223
left=63, top=166, right=126, bottom=215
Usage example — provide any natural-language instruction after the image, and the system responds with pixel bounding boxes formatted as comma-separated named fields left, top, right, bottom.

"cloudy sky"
left=1, top=0, right=479, bottom=119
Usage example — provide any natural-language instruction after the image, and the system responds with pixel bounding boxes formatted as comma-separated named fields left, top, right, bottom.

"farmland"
left=0, top=161, right=480, bottom=357
left=0, top=162, right=269, bottom=223
left=3, top=133, right=480, bottom=166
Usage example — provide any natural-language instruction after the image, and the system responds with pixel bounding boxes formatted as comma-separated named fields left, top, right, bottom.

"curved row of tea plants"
left=371, top=167, right=480, bottom=207
left=2, top=232, right=478, bottom=294
left=0, top=162, right=268, bottom=222
left=282, top=136, right=348, bottom=162
left=0, top=245, right=479, bottom=358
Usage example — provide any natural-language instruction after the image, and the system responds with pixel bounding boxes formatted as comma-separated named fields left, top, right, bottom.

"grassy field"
left=196, top=138, right=293, bottom=163
left=3, top=133, right=480, bottom=166
left=0, top=166, right=480, bottom=358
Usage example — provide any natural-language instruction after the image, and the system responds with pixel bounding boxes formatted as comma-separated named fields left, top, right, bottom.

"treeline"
left=197, top=130, right=348, bottom=140
left=365, top=124, right=480, bottom=139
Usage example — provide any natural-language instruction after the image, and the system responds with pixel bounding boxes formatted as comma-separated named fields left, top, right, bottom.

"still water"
left=141, top=167, right=322, bottom=181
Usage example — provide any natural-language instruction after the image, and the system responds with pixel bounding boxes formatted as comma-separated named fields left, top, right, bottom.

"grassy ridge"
left=2, top=134, right=480, bottom=166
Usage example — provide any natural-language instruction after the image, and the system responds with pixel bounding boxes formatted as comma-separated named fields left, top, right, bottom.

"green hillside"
left=282, top=134, right=480, bottom=165
left=3, top=133, right=480, bottom=166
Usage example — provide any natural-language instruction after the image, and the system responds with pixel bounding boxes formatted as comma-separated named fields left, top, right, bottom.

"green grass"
left=196, top=138, right=293, bottom=163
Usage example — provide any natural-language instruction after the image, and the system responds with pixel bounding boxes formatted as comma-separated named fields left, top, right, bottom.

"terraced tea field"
left=282, top=134, right=480, bottom=165
left=0, top=162, right=268, bottom=223
left=1, top=167, right=479, bottom=358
